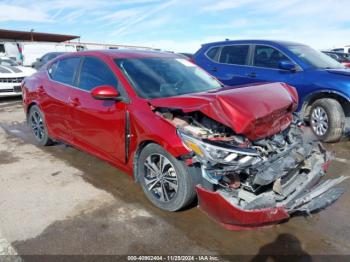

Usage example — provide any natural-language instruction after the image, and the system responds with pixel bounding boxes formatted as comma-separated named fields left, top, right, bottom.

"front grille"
left=0, top=86, right=21, bottom=93
left=0, top=88, right=15, bottom=93
left=0, top=77, right=24, bottom=83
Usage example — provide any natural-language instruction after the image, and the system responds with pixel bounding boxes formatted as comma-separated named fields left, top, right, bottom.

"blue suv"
left=194, top=40, right=350, bottom=142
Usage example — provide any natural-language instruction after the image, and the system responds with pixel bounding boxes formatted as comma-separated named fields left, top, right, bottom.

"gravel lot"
left=1, top=97, right=350, bottom=259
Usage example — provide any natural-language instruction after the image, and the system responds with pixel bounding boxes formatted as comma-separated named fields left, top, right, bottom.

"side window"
left=253, top=45, right=291, bottom=69
left=219, top=45, right=249, bottom=65
left=48, top=61, right=58, bottom=77
left=0, top=44, right=5, bottom=53
left=78, top=57, right=118, bottom=91
left=206, top=47, right=220, bottom=62
left=49, top=57, right=80, bottom=86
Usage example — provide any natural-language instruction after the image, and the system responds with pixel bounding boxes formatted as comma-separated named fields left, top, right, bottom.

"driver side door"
left=246, top=45, right=305, bottom=93
left=69, top=56, right=127, bottom=166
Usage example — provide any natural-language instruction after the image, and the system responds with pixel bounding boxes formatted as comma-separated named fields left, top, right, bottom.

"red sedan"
left=22, top=50, right=346, bottom=229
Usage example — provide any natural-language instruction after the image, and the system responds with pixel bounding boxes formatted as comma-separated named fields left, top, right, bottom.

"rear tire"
left=137, top=143, right=196, bottom=211
left=28, top=105, right=54, bottom=146
left=310, top=98, right=345, bottom=142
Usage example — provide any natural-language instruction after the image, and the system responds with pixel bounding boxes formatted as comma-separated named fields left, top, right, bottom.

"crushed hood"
left=149, top=82, right=298, bottom=140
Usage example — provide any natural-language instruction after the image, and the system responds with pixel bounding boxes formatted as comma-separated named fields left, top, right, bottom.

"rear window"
left=206, top=47, right=220, bottom=62
left=219, top=45, right=249, bottom=65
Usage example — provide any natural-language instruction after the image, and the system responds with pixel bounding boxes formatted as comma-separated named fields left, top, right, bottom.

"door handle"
left=247, top=72, right=257, bottom=78
left=69, top=97, right=81, bottom=107
left=211, top=67, right=218, bottom=72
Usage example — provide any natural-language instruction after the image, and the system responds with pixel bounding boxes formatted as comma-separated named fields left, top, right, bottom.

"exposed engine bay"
left=156, top=108, right=347, bottom=215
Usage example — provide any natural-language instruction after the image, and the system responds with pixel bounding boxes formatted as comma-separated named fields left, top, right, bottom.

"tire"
left=310, top=98, right=345, bottom=142
left=137, top=143, right=196, bottom=211
left=28, top=105, right=54, bottom=146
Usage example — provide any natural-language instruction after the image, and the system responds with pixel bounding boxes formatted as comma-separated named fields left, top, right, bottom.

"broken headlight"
left=178, top=130, right=260, bottom=164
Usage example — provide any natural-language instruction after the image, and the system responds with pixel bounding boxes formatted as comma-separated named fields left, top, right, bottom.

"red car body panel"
left=68, top=87, right=127, bottom=166
left=149, top=82, right=298, bottom=140
left=342, top=62, right=350, bottom=68
left=22, top=50, right=305, bottom=230
left=196, top=186, right=289, bottom=230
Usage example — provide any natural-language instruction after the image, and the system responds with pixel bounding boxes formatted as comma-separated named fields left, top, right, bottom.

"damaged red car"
left=22, top=50, right=346, bottom=230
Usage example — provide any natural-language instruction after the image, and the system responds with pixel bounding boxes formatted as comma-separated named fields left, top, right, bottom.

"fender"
left=300, top=89, right=350, bottom=114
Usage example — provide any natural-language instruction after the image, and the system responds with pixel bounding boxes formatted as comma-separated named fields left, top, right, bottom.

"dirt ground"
left=0, top=97, right=350, bottom=259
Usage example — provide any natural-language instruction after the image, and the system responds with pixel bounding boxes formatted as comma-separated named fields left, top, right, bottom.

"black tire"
left=310, top=98, right=345, bottom=142
left=28, top=105, right=54, bottom=146
left=137, top=143, right=196, bottom=211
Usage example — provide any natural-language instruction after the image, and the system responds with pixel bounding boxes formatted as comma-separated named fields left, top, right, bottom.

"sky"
left=0, top=0, right=349, bottom=52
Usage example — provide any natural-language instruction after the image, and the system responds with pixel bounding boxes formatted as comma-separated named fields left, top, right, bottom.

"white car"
left=0, top=57, right=36, bottom=97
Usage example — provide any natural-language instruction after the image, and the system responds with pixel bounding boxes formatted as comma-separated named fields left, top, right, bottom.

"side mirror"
left=36, top=58, right=41, bottom=62
left=91, top=85, right=121, bottom=100
left=279, top=60, right=297, bottom=71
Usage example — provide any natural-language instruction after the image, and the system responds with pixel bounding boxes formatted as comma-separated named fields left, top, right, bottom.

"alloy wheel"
left=30, top=111, right=45, bottom=141
left=311, top=106, right=329, bottom=136
left=143, top=154, right=178, bottom=202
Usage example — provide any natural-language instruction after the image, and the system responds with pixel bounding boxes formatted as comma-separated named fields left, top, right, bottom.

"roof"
left=0, top=29, right=79, bottom=42
left=69, top=49, right=179, bottom=59
left=201, top=39, right=304, bottom=47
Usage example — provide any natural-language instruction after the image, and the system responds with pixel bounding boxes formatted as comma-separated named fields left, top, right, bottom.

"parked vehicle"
left=0, top=57, right=36, bottom=97
left=178, top=53, right=193, bottom=60
left=20, top=42, right=76, bottom=66
left=330, top=46, right=350, bottom=54
left=0, top=42, right=22, bottom=64
left=22, top=50, right=345, bottom=229
left=322, top=51, right=350, bottom=68
left=194, top=40, right=350, bottom=142
left=31, top=52, right=65, bottom=70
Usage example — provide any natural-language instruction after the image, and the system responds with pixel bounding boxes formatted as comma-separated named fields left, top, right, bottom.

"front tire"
left=28, top=105, right=54, bottom=146
left=310, top=98, right=345, bottom=142
left=137, top=143, right=196, bottom=211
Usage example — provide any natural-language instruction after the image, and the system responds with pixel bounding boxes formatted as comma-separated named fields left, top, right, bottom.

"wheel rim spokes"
left=144, top=154, right=178, bottom=202
left=311, top=106, right=328, bottom=136
left=31, top=111, right=45, bottom=140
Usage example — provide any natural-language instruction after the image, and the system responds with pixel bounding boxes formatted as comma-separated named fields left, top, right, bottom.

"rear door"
left=69, top=56, right=127, bottom=165
left=205, top=44, right=256, bottom=86
left=42, top=57, right=80, bottom=141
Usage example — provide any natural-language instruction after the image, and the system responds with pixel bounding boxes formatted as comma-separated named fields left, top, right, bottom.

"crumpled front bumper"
left=196, top=156, right=347, bottom=230
left=196, top=186, right=290, bottom=230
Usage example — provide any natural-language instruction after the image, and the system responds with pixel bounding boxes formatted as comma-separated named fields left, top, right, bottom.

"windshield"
left=287, top=45, right=345, bottom=69
left=115, top=57, right=222, bottom=98
left=0, top=58, right=18, bottom=67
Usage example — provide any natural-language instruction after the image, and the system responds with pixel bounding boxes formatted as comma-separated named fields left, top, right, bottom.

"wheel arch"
left=26, top=102, right=39, bottom=121
left=301, top=90, right=350, bottom=119
left=132, top=137, right=190, bottom=183
left=133, top=140, right=155, bottom=182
